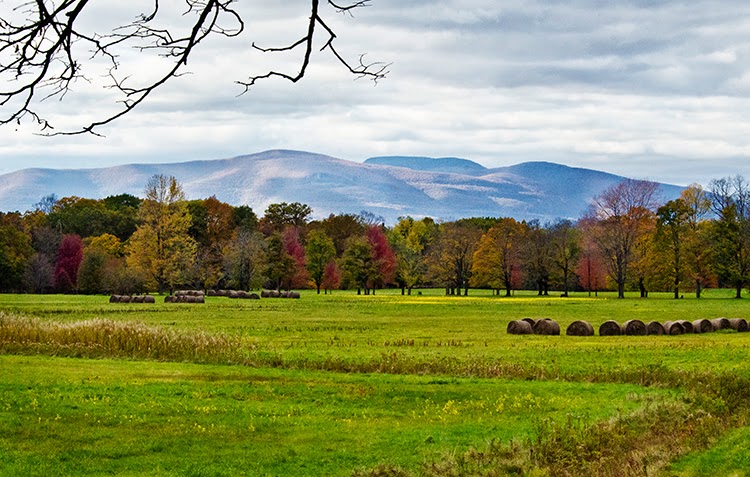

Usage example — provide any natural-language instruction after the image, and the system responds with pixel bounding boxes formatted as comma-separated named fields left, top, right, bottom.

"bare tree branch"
left=0, top=0, right=386, bottom=135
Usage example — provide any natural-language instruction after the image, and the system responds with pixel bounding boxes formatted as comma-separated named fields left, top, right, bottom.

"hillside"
left=0, top=150, right=684, bottom=222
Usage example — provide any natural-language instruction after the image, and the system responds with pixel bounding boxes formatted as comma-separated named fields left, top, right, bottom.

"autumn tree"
left=471, top=218, right=524, bottom=296
left=681, top=184, right=713, bottom=298
left=306, top=229, right=336, bottom=294
left=23, top=253, right=54, bottom=294
left=314, top=213, right=365, bottom=256
left=549, top=219, right=582, bottom=297
left=264, top=233, right=296, bottom=291
left=321, top=261, right=342, bottom=294
left=522, top=220, right=554, bottom=295
left=261, top=202, right=312, bottom=234
left=584, top=179, right=661, bottom=298
left=429, top=222, right=482, bottom=296
left=126, top=175, right=197, bottom=294
left=54, top=234, right=84, bottom=293
left=283, top=227, right=310, bottom=289
left=366, top=225, right=397, bottom=292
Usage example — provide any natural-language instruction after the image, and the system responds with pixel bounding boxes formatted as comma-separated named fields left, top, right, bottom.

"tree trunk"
left=673, top=287, right=679, bottom=300
left=736, top=283, right=743, bottom=299
left=357, top=288, right=361, bottom=295
left=317, top=284, right=321, bottom=294
left=695, top=280, right=701, bottom=299
left=617, top=281, right=625, bottom=299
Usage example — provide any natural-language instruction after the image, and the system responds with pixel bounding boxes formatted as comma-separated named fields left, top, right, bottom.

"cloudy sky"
left=2, top=0, right=750, bottom=186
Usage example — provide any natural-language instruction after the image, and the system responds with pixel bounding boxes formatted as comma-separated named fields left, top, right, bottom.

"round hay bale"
left=507, top=320, right=533, bottom=335
left=533, top=319, right=560, bottom=336
left=109, top=295, right=120, bottom=303
left=521, top=318, right=537, bottom=327
left=692, top=319, right=713, bottom=334
left=164, top=296, right=174, bottom=303
left=711, top=318, right=731, bottom=331
left=207, top=289, right=217, bottom=297
left=663, top=321, right=685, bottom=335
left=249, top=293, right=260, bottom=300
left=261, top=291, right=269, bottom=298
left=237, top=291, right=249, bottom=299
left=270, top=291, right=281, bottom=298
left=196, top=296, right=205, bottom=304
left=120, top=296, right=132, bottom=303
left=217, top=290, right=228, bottom=297
left=599, top=320, right=622, bottom=336
left=622, top=319, right=647, bottom=336
left=228, top=291, right=239, bottom=299
left=566, top=320, right=594, bottom=336
left=676, top=320, right=694, bottom=334
left=143, top=295, right=155, bottom=304
left=728, top=318, right=749, bottom=332
left=289, top=292, right=301, bottom=299
left=131, top=295, right=144, bottom=304
left=175, top=290, right=186, bottom=297
left=646, top=321, right=665, bottom=335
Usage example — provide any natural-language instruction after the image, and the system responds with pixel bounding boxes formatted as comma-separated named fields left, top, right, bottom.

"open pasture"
left=2, top=289, right=750, bottom=475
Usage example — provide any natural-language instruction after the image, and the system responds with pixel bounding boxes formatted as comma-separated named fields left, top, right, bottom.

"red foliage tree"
left=321, top=261, right=342, bottom=294
left=54, top=234, right=84, bottom=293
left=366, top=225, right=397, bottom=288
left=282, top=227, right=310, bottom=289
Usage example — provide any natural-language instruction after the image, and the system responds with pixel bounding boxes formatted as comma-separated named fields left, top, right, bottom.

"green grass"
left=0, top=355, right=667, bottom=477
left=665, top=426, right=750, bottom=477
left=2, top=289, right=750, bottom=475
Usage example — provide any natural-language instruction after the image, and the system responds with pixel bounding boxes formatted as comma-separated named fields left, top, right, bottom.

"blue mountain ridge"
left=0, top=149, right=684, bottom=223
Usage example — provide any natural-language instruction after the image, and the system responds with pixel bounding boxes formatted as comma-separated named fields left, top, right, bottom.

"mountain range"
left=0, top=150, right=684, bottom=223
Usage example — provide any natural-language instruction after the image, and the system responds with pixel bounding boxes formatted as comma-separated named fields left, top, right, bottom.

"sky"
left=2, top=0, right=750, bottom=186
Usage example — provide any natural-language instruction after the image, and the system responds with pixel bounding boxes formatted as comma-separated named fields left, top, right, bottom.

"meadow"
left=2, top=289, right=750, bottom=476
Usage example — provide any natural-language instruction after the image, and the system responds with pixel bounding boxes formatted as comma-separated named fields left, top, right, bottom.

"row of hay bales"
left=164, top=295, right=205, bottom=304
left=592, top=317, right=749, bottom=336
left=507, top=318, right=562, bottom=335
left=508, top=317, right=750, bottom=336
left=109, top=295, right=156, bottom=303
left=206, top=290, right=260, bottom=299
left=174, top=290, right=205, bottom=297
left=261, top=290, right=301, bottom=299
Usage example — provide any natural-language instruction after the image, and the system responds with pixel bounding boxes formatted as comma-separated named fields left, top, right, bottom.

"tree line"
left=1, top=173, right=750, bottom=299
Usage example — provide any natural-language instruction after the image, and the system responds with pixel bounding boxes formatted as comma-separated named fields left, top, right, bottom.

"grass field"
left=2, top=289, right=750, bottom=476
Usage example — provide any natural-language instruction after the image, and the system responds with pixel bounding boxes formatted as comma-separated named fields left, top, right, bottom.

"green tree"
left=655, top=199, right=691, bottom=299
left=261, top=202, right=312, bottom=234
left=264, top=233, right=296, bottom=291
left=709, top=176, right=750, bottom=298
left=126, top=175, right=197, bottom=294
left=390, top=217, right=436, bottom=295
left=0, top=212, right=33, bottom=292
left=342, top=236, right=378, bottom=295
left=306, top=229, right=336, bottom=294
left=224, top=231, right=266, bottom=291
left=681, top=184, right=713, bottom=298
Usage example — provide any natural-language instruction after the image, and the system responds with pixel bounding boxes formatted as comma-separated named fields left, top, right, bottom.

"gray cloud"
left=2, top=0, right=750, bottom=187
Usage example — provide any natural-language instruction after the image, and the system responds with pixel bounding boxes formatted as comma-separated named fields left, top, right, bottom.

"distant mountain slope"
left=0, top=150, right=684, bottom=223
left=364, top=156, right=488, bottom=176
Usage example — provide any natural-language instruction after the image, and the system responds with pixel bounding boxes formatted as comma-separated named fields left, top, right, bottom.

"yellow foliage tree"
left=126, top=175, right=197, bottom=294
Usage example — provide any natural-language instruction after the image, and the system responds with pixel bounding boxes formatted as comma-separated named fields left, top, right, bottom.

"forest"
left=1, top=173, right=749, bottom=300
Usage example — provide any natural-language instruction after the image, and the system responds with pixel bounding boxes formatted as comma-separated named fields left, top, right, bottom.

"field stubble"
left=2, top=289, right=750, bottom=476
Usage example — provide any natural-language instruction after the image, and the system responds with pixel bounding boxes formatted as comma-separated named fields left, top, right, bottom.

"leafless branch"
left=0, top=0, right=385, bottom=135
left=237, top=0, right=388, bottom=94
